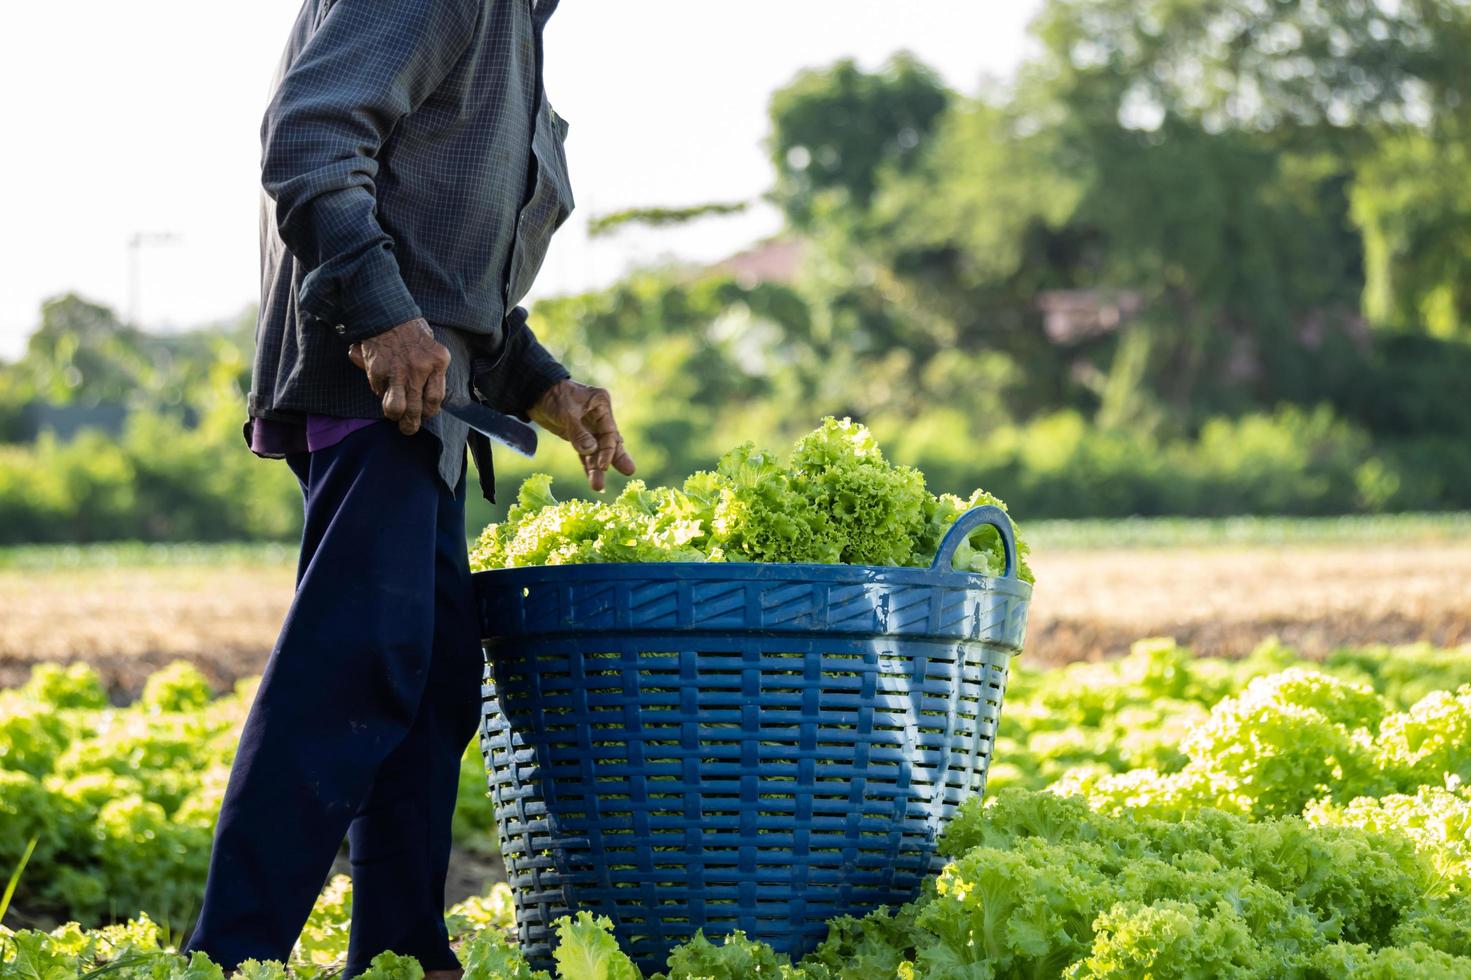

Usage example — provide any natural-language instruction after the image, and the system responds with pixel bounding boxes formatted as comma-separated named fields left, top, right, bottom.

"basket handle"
left=932, top=504, right=1018, bottom=579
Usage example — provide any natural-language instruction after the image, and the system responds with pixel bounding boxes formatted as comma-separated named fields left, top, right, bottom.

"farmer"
left=182, top=0, right=634, bottom=975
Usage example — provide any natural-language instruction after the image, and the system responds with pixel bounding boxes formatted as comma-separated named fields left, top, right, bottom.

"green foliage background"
left=3, top=0, right=1471, bottom=543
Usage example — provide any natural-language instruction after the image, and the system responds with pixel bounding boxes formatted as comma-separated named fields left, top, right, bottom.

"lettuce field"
left=3, top=637, right=1469, bottom=978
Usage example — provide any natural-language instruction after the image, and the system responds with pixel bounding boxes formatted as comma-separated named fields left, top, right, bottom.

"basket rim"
left=471, top=559, right=1033, bottom=601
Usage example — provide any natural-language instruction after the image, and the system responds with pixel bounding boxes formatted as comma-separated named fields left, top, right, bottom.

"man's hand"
left=347, top=317, right=451, bottom=436
left=529, top=380, right=636, bottom=491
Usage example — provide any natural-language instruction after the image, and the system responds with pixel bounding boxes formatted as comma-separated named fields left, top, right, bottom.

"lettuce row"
left=8, top=639, right=1471, bottom=978
left=8, top=784, right=1470, bottom=978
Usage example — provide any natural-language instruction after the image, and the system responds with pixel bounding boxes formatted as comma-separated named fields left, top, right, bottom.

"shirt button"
left=335, top=323, right=347, bottom=336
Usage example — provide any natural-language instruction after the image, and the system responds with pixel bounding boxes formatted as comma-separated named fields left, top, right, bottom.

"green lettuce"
left=552, top=912, right=641, bottom=980
left=471, top=418, right=1035, bottom=583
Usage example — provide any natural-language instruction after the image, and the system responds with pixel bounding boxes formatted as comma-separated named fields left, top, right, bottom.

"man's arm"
left=477, top=307, right=571, bottom=420
left=474, top=309, right=636, bottom=491
left=262, top=0, right=478, bottom=342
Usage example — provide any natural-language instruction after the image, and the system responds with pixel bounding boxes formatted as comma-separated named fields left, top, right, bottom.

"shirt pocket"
left=504, top=99, right=576, bottom=308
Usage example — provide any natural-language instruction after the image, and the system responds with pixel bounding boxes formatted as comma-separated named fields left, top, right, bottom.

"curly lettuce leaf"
left=552, top=911, right=642, bottom=980
left=470, top=420, right=1034, bottom=580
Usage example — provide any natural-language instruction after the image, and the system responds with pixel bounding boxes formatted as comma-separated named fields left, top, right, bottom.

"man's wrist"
left=517, top=366, right=573, bottom=422
left=471, top=310, right=571, bottom=419
left=300, top=245, right=422, bottom=343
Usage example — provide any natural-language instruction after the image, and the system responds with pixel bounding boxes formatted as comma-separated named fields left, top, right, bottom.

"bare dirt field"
left=1025, top=541, right=1471, bottom=666
left=2, top=540, right=1467, bottom=696
left=0, top=563, right=299, bottom=696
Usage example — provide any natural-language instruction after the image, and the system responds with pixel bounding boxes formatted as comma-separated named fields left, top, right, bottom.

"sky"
left=0, top=1, right=1041, bottom=361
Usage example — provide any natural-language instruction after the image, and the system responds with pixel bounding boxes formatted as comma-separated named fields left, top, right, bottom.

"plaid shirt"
left=248, top=0, right=572, bottom=500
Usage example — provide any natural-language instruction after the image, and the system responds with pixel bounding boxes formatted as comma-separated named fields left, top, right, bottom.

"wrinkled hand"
left=347, top=317, right=451, bottom=436
left=529, top=380, right=636, bottom=491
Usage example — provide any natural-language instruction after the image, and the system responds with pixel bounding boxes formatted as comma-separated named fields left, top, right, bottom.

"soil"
left=0, top=564, right=298, bottom=698
left=326, top=844, right=508, bottom=910
left=1023, top=541, right=1471, bottom=666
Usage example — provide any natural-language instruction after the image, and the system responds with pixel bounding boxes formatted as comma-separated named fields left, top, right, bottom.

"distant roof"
left=712, top=238, right=807, bottom=287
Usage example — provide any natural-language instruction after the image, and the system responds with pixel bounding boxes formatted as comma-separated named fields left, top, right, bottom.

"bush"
left=0, top=412, right=300, bottom=545
left=881, top=404, right=1463, bottom=519
left=0, top=397, right=1465, bottom=546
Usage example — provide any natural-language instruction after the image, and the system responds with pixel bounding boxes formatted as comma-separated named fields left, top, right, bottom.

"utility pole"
left=126, top=231, right=180, bottom=327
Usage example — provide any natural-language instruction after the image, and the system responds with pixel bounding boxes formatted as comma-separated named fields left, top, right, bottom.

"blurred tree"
left=1354, top=130, right=1471, bottom=338
left=21, top=294, right=151, bottom=406
left=772, top=0, right=1471, bottom=436
left=1027, top=0, right=1467, bottom=136
left=587, top=201, right=748, bottom=238
left=5, top=0, right=1471, bottom=540
left=0, top=295, right=258, bottom=424
left=527, top=269, right=821, bottom=492
left=768, top=53, right=950, bottom=229
left=1013, top=0, right=1471, bottom=414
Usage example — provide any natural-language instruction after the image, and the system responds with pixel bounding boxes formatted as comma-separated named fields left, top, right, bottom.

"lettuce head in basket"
left=470, top=417, right=1034, bottom=583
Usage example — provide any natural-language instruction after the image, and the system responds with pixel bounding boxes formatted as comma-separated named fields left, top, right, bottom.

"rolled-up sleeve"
left=473, top=306, right=570, bottom=419
left=261, top=0, right=479, bottom=342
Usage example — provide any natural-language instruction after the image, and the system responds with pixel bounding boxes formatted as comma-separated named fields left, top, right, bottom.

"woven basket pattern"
left=477, top=560, right=1030, bottom=973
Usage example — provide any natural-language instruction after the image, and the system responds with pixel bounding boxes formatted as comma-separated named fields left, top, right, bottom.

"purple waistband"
left=248, top=415, right=379, bottom=456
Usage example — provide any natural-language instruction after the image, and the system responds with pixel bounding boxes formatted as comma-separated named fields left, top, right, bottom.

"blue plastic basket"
left=475, top=506, right=1032, bottom=973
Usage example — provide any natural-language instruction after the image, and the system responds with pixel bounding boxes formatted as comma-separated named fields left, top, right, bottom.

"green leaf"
left=552, top=912, right=641, bottom=980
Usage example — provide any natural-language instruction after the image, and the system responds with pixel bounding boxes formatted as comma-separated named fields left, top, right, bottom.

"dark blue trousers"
left=185, top=422, right=484, bottom=975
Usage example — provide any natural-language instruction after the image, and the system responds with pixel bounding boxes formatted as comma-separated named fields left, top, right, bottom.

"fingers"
left=551, top=405, right=602, bottom=489
left=584, top=388, right=636, bottom=478
left=399, top=374, right=426, bottom=434
left=422, top=350, right=449, bottom=421
left=360, top=350, right=391, bottom=399
left=583, top=395, right=618, bottom=472
left=565, top=422, right=603, bottom=489
left=563, top=415, right=600, bottom=459
left=379, top=343, right=410, bottom=424
left=355, top=326, right=451, bottom=435
left=362, top=358, right=390, bottom=400
left=533, top=380, right=637, bottom=491
left=612, top=440, right=637, bottom=477
left=588, top=436, right=635, bottom=491
left=382, top=379, right=407, bottom=423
